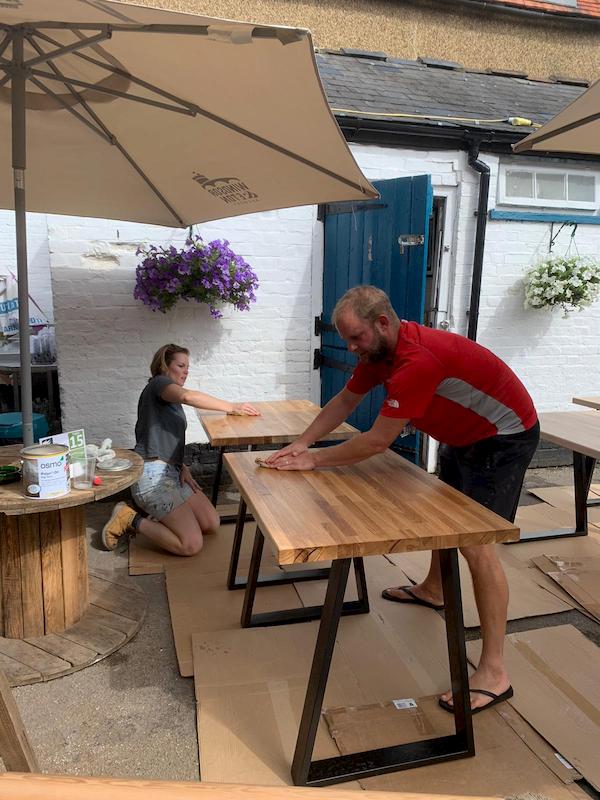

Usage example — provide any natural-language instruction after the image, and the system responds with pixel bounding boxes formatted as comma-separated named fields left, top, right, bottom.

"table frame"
left=239, top=528, right=474, bottom=787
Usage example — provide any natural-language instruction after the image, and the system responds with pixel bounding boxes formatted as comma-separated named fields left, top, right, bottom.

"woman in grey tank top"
left=101, top=343, right=259, bottom=555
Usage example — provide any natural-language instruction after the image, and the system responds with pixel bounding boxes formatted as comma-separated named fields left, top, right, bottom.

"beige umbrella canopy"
left=0, top=0, right=377, bottom=444
left=513, top=77, right=600, bottom=155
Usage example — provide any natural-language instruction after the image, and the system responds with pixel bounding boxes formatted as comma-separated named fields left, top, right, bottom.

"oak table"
left=0, top=445, right=145, bottom=685
left=224, top=449, right=518, bottom=787
left=572, top=395, right=600, bottom=411
left=198, top=399, right=357, bottom=589
left=532, top=410, right=600, bottom=541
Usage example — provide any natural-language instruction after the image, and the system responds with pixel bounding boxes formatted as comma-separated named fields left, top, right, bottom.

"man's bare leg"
left=384, top=551, right=444, bottom=607
left=440, top=543, right=511, bottom=711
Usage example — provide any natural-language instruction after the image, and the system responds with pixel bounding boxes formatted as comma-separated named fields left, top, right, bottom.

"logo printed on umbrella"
left=192, top=173, right=259, bottom=205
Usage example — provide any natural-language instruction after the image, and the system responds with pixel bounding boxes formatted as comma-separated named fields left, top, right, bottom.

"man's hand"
left=275, top=451, right=316, bottom=471
left=266, top=440, right=309, bottom=465
left=180, top=464, right=201, bottom=492
left=228, top=402, right=261, bottom=416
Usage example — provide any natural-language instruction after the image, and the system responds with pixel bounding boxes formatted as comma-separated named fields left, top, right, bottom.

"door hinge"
left=314, top=315, right=336, bottom=336
left=313, top=348, right=323, bottom=370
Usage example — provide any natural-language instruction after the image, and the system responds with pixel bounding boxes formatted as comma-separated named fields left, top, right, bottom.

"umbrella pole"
left=12, top=32, right=34, bottom=447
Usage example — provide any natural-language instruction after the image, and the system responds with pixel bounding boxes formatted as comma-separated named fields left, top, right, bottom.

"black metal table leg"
left=240, top=529, right=369, bottom=628
left=291, top=558, right=352, bottom=785
left=510, top=450, right=597, bottom=543
left=574, top=452, right=596, bottom=534
left=211, top=447, right=224, bottom=506
left=291, top=548, right=474, bottom=787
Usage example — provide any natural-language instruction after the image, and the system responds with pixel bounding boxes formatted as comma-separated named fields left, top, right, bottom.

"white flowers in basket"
left=523, top=256, right=600, bottom=317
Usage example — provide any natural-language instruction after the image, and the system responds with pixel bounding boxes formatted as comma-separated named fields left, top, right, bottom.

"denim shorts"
left=131, top=460, right=193, bottom=520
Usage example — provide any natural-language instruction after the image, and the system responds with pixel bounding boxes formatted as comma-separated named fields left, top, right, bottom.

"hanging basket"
left=523, top=255, right=600, bottom=317
left=133, top=236, right=258, bottom=319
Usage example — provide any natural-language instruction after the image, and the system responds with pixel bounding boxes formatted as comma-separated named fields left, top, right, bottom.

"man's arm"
left=266, top=388, right=364, bottom=465
left=277, top=413, right=409, bottom=470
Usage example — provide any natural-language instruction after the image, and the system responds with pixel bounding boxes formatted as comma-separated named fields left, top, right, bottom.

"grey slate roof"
left=316, top=52, right=587, bottom=135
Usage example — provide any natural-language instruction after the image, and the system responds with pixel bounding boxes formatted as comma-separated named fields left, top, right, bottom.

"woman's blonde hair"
left=332, top=285, right=399, bottom=327
left=150, top=344, right=189, bottom=377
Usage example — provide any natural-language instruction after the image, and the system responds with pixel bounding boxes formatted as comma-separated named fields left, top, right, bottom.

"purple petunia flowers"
left=133, top=237, right=259, bottom=318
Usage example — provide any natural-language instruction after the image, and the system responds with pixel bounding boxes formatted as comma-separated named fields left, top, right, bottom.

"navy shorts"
left=438, top=421, right=540, bottom=523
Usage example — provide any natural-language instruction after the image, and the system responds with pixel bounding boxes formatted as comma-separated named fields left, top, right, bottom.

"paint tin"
left=20, top=444, right=70, bottom=500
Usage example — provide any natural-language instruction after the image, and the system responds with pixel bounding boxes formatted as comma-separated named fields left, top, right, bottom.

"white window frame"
left=498, top=163, right=597, bottom=211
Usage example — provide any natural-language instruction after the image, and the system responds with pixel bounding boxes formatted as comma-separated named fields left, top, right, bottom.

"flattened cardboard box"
left=166, top=565, right=302, bottom=677
left=468, top=625, right=600, bottom=791
left=193, top=608, right=451, bottom=785
left=324, top=695, right=586, bottom=799
left=386, top=547, right=572, bottom=626
left=532, top=554, right=600, bottom=622
left=192, top=624, right=363, bottom=787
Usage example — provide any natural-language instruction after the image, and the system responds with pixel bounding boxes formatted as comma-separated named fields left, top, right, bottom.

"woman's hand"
left=228, top=402, right=261, bottom=416
left=266, top=440, right=308, bottom=465
left=180, top=464, right=201, bottom=492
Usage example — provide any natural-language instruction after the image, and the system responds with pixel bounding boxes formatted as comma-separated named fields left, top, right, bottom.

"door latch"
left=398, top=234, right=425, bottom=255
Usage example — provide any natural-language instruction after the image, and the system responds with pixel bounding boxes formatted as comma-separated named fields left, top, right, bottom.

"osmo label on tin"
left=20, top=444, right=70, bottom=500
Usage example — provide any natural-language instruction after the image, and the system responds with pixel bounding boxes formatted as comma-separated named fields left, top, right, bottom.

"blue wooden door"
left=319, top=175, right=432, bottom=462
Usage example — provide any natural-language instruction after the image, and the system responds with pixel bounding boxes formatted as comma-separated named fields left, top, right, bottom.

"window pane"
left=505, top=170, right=533, bottom=198
left=568, top=174, right=595, bottom=203
left=537, top=173, right=565, bottom=201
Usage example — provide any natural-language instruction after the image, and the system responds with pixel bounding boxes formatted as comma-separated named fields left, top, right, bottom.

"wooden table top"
left=539, top=410, right=600, bottom=460
left=0, top=446, right=143, bottom=515
left=572, top=395, right=600, bottom=411
left=198, top=399, right=357, bottom=447
left=224, top=449, right=519, bottom=564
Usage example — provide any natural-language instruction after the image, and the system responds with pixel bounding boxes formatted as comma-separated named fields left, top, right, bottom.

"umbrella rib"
left=24, top=34, right=186, bottom=226
left=20, top=22, right=295, bottom=41
left=29, top=77, right=112, bottom=143
left=28, top=67, right=195, bottom=116
left=24, top=27, right=366, bottom=193
left=0, top=32, right=11, bottom=59
left=24, top=30, right=112, bottom=68
left=26, top=34, right=114, bottom=142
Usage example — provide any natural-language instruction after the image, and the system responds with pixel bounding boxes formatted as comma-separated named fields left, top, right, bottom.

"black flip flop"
left=438, top=685, right=514, bottom=715
left=381, top=585, right=444, bottom=611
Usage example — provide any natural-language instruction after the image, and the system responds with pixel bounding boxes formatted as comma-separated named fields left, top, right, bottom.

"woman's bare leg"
left=137, top=502, right=204, bottom=556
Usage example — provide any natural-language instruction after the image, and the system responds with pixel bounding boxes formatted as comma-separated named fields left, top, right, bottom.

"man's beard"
left=362, top=332, right=389, bottom=364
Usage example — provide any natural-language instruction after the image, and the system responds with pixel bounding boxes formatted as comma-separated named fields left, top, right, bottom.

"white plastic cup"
left=71, top=456, right=96, bottom=490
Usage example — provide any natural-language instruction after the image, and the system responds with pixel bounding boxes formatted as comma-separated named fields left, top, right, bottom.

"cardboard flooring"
left=527, top=486, right=600, bottom=526
left=467, top=625, right=600, bottom=791
left=532, top=555, right=600, bottom=622
left=385, top=547, right=573, bottom=627
left=324, top=695, right=587, bottom=800
left=166, top=564, right=301, bottom=677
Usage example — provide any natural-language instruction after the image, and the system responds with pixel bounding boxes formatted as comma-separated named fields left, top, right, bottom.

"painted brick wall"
left=48, top=208, right=315, bottom=447
left=9, top=143, right=600, bottom=450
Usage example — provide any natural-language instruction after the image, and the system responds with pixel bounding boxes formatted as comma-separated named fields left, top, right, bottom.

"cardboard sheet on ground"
left=532, top=555, right=600, bottom=622
left=166, top=565, right=300, bottom=677
left=129, top=519, right=262, bottom=576
left=467, top=624, right=600, bottom=791
left=527, top=486, right=600, bottom=526
left=515, top=502, right=580, bottom=535
left=193, top=608, right=452, bottom=785
left=324, top=695, right=586, bottom=799
left=193, top=624, right=362, bottom=786
left=386, top=548, right=572, bottom=626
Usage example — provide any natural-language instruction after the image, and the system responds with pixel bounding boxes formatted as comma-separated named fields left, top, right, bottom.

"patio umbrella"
left=0, top=0, right=377, bottom=445
left=513, top=77, right=600, bottom=155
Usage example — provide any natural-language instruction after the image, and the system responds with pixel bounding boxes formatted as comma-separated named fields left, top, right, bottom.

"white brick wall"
left=6, top=143, right=600, bottom=449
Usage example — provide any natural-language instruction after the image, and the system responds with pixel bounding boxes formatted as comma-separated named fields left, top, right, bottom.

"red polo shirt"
left=346, top=321, right=537, bottom=447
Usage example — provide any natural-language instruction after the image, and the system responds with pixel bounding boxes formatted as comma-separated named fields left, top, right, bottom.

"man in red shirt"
left=267, top=285, right=539, bottom=714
